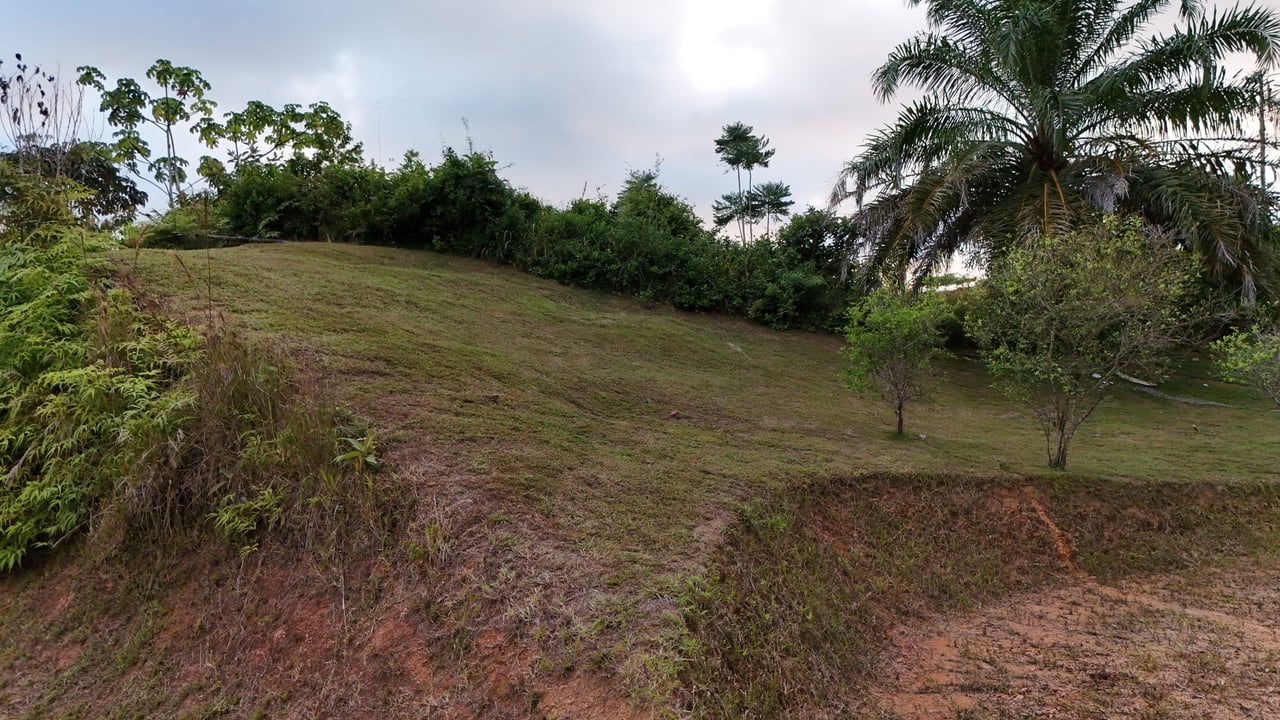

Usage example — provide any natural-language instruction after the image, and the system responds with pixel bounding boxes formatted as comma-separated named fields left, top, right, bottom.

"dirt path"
left=875, top=501, right=1280, bottom=719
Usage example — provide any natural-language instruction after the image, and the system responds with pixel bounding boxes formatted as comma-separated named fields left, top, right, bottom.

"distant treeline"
left=151, top=149, right=861, bottom=331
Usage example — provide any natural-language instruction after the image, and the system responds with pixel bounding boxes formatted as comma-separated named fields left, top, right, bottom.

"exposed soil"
left=875, top=550, right=1280, bottom=719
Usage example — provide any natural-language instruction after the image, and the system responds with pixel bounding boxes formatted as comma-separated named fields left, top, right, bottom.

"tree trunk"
left=735, top=168, right=746, bottom=244
left=1048, top=423, right=1070, bottom=470
left=895, top=399, right=905, bottom=436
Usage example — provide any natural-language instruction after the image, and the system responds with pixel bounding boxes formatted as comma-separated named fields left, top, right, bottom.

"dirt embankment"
left=4, top=475, right=1278, bottom=719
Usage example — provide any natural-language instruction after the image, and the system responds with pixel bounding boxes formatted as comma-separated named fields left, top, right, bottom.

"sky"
left=3, top=0, right=1276, bottom=226
left=1, top=0, right=933, bottom=222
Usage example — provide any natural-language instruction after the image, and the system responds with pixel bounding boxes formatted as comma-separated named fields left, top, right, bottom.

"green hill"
left=4, top=242, right=1279, bottom=719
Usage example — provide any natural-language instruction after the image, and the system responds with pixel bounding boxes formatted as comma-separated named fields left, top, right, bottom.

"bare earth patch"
left=875, top=559, right=1280, bottom=719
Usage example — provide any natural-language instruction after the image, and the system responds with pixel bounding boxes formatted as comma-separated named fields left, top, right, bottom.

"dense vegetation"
left=0, top=170, right=391, bottom=570
left=157, top=153, right=857, bottom=331
left=834, top=0, right=1280, bottom=298
left=3, top=1, right=1280, bottom=713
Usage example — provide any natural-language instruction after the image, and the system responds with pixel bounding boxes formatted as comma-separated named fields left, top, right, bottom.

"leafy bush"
left=967, top=217, right=1203, bottom=469
left=208, top=150, right=861, bottom=331
left=0, top=174, right=399, bottom=570
left=1213, top=320, right=1280, bottom=405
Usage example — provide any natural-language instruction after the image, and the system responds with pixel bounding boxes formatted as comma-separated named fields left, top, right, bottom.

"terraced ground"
left=3, top=242, right=1278, bottom=719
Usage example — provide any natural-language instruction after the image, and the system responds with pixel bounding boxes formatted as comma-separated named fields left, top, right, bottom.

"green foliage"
left=0, top=178, right=198, bottom=569
left=0, top=142, right=146, bottom=227
left=197, top=99, right=362, bottom=173
left=141, top=193, right=227, bottom=248
left=210, top=144, right=854, bottom=329
left=842, top=286, right=953, bottom=435
left=209, top=486, right=283, bottom=542
left=1213, top=319, right=1280, bottom=405
left=836, top=0, right=1280, bottom=296
left=78, top=60, right=217, bottom=207
left=967, top=216, right=1203, bottom=469
left=0, top=174, right=396, bottom=571
left=334, top=434, right=381, bottom=470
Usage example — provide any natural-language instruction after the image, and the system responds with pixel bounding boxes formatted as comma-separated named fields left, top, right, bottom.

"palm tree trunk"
left=735, top=167, right=746, bottom=244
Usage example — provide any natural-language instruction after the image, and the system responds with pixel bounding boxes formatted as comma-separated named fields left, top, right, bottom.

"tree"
left=753, top=181, right=793, bottom=237
left=967, top=217, right=1203, bottom=469
left=0, top=57, right=144, bottom=226
left=1, top=141, right=147, bottom=226
left=0, top=54, right=90, bottom=178
left=832, top=0, right=1280, bottom=298
left=740, top=131, right=774, bottom=242
left=711, top=190, right=750, bottom=237
left=1213, top=319, right=1280, bottom=404
left=776, top=207, right=860, bottom=281
left=196, top=100, right=363, bottom=179
left=842, top=286, right=953, bottom=435
left=714, top=122, right=753, bottom=242
left=78, top=60, right=217, bottom=207
left=714, top=122, right=775, bottom=242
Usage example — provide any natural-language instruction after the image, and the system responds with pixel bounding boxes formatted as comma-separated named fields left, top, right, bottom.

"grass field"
left=4, top=241, right=1278, bottom=719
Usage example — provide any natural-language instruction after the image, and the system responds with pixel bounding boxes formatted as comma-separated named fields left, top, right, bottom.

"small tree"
left=967, top=217, right=1202, bottom=470
left=1213, top=321, right=1280, bottom=405
left=842, top=286, right=952, bottom=436
left=753, top=181, right=793, bottom=237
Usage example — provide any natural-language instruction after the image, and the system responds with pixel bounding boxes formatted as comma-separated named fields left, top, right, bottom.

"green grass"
left=137, top=242, right=1279, bottom=491
left=78, top=241, right=1280, bottom=713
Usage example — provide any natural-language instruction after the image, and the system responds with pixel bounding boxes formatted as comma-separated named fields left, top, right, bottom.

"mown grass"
left=106, top=242, right=1280, bottom=712
left=133, top=244, right=1279, bottom=536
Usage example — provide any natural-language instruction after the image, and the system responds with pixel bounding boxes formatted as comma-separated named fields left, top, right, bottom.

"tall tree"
left=741, top=131, right=774, bottom=241
left=78, top=60, right=217, bottom=207
left=714, top=122, right=775, bottom=242
left=832, top=0, right=1280, bottom=298
left=714, top=122, right=753, bottom=242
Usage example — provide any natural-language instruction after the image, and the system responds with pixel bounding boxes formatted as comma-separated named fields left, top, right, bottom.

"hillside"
left=3, top=242, right=1280, bottom=719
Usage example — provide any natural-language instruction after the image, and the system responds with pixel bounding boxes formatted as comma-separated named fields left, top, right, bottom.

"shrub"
left=1213, top=320, right=1280, bottom=405
left=0, top=174, right=399, bottom=570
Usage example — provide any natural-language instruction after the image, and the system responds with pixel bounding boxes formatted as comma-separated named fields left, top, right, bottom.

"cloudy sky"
left=4, top=1, right=1268, bottom=224
left=2, top=0, right=942, bottom=221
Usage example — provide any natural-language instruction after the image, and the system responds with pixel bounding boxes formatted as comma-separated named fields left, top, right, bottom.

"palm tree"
left=753, top=181, right=794, bottom=236
left=715, top=122, right=754, bottom=242
left=712, top=190, right=750, bottom=236
left=715, top=122, right=776, bottom=242
left=832, top=0, right=1280, bottom=298
left=741, top=132, right=775, bottom=242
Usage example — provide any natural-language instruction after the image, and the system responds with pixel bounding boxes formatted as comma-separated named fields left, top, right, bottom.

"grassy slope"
left=5, top=242, right=1279, bottom=718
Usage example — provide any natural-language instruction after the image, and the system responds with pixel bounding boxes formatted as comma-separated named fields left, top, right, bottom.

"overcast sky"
left=3, top=1, right=1274, bottom=225
left=1, top=0, right=940, bottom=222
